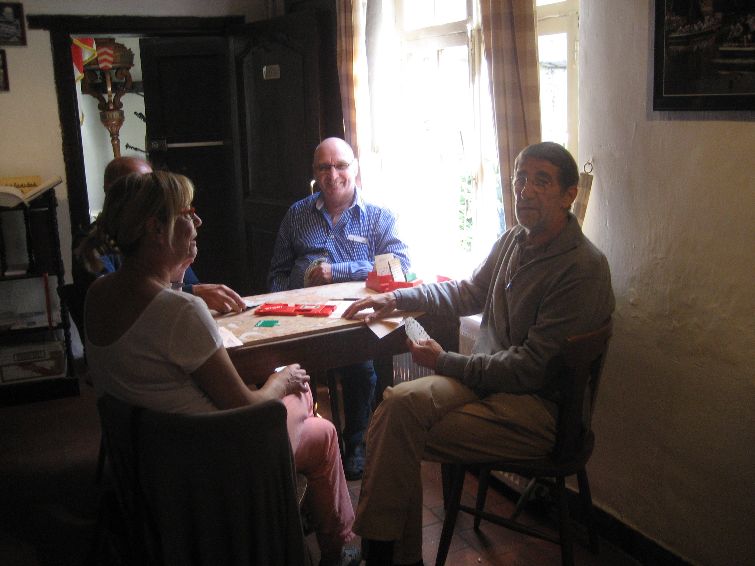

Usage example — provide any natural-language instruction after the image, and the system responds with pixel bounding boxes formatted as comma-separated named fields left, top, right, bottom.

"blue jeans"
left=332, top=360, right=377, bottom=452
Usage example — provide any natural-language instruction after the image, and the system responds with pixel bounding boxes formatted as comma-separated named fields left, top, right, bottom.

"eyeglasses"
left=315, top=161, right=353, bottom=174
left=511, top=174, right=553, bottom=194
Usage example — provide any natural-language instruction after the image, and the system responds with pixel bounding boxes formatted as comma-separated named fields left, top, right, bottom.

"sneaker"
left=319, top=544, right=362, bottom=566
left=344, top=444, right=365, bottom=481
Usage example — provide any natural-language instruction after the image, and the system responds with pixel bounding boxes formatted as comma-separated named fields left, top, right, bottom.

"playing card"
left=404, top=316, right=430, bottom=342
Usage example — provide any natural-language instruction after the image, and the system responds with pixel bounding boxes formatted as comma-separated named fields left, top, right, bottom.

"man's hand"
left=192, top=283, right=246, bottom=313
left=407, top=337, right=444, bottom=371
left=305, top=262, right=333, bottom=286
left=342, top=292, right=398, bottom=323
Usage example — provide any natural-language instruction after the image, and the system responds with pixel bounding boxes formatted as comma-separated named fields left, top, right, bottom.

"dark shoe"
left=344, top=444, right=365, bottom=481
left=319, top=544, right=361, bottom=566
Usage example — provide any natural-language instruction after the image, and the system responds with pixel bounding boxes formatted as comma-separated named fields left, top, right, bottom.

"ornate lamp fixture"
left=80, top=38, right=134, bottom=158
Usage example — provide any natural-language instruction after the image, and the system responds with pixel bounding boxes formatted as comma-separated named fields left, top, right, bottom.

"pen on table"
left=329, top=297, right=359, bottom=301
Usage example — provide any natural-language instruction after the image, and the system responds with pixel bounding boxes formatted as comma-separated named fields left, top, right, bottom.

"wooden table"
left=215, top=281, right=410, bottom=386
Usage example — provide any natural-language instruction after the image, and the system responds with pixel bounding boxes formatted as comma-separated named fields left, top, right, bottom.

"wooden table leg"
left=373, top=354, right=394, bottom=405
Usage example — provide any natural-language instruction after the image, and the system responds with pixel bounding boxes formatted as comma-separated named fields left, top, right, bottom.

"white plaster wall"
left=0, top=0, right=272, bottom=280
left=579, top=2, right=755, bottom=565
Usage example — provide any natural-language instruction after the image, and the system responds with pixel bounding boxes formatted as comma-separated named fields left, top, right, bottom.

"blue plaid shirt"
left=268, top=189, right=411, bottom=291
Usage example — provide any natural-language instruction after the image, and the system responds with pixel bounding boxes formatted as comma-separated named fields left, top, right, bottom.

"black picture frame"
left=0, top=49, right=8, bottom=91
left=0, top=2, right=26, bottom=46
left=653, top=1, right=755, bottom=111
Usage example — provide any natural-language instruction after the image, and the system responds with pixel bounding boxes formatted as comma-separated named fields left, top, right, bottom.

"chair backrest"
left=97, top=395, right=308, bottom=566
left=549, top=320, right=613, bottom=465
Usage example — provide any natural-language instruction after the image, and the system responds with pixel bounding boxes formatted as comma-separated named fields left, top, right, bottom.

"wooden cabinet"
left=0, top=187, right=78, bottom=404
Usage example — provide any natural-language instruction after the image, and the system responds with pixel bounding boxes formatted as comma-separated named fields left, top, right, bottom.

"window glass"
left=387, top=44, right=478, bottom=276
left=538, top=32, right=568, bottom=148
left=402, top=0, right=468, bottom=31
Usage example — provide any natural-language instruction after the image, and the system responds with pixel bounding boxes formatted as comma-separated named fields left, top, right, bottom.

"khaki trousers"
left=353, top=375, right=556, bottom=564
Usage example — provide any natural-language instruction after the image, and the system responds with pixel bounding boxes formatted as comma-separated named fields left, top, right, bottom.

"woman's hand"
left=342, top=292, right=398, bottom=323
left=407, top=337, right=444, bottom=371
left=269, top=364, right=310, bottom=397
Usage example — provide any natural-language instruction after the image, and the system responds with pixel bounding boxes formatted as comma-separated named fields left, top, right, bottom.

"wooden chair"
left=435, top=320, right=613, bottom=566
left=96, top=395, right=309, bottom=566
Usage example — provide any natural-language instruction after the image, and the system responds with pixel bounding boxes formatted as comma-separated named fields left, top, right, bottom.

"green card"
left=255, top=320, right=279, bottom=327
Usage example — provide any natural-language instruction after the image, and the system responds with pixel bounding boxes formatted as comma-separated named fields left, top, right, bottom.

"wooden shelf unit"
left=0, top=187, right=78, bottom=404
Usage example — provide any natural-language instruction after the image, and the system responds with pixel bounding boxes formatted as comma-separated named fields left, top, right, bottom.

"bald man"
left=268, top=138, right=411, bottom=480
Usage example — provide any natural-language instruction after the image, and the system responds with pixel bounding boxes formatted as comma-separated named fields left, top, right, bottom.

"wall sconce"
left=80, top=38, right=134, bottom=159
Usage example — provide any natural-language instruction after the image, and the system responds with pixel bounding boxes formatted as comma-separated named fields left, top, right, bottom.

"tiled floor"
left=0, top=380, right=640, bottom=566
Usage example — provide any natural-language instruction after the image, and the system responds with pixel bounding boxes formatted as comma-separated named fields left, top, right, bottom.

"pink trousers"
left=283, top=390, right=355, bottom=557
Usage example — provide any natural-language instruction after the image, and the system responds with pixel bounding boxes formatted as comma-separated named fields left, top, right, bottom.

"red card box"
left=366, top=271, right=424, bottom=293
left=255, top=303, right=337, bottom=317
left=296, top=304, right=337, bottom=317
left=255, top=303, right=298, bottom=316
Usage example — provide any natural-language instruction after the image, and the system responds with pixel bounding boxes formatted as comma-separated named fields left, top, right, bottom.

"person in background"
left=342, top=142, right=615, bottom=566
left=80, top=171, right=360, bottom=566
left=84, top=156, right=246, bottom=314
left=268, top=137, right=411, bottom=481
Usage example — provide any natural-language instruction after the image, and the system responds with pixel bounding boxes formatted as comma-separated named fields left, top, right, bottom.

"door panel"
left=234, top=12, right=328, bottom=293
left=141, top=36, right=252, bottom=294
left=140, top=13, right=341, bottom=296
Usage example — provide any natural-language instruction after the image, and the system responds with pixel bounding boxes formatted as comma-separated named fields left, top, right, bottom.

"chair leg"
left=511, top=476, right=539, bottom=520
left=441, top=463, right=452, bottom=510
left=435, top=464, right=466, bottom=566
left=577, top=469, right=599, bottom=553
left=556, top=477, right=574, bottom=566
left=473, top=466, right=491, bottom=530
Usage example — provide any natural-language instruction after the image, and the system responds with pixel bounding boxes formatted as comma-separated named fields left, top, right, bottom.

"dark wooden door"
left=141, top=12, right=342, bottom=295
left=141, top=36, right=252, bottom=294
left=233, top=11, right=341, bottom=293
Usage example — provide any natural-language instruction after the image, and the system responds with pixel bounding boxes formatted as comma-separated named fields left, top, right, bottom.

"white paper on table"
left=366, top=316, right=404, bottom=339
left=218, top=326, right=243, bottom=348
left=326, top=300, right=359, bottom=318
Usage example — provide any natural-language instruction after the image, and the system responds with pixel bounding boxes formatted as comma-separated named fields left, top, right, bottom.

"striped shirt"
left=268, top=189, right=411, bottom=291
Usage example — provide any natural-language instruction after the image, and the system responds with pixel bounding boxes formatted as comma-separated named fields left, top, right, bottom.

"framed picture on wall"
left=653, top=1, right=755, bottom=111
left=0, top=49, right=8, bottom=91
left=0, top=2, right=26, bottom=46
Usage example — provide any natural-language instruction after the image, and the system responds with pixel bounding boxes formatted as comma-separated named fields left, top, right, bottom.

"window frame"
left=391, top=0, right=498, bottom=267
left=536, top=0, right=579, bottom=157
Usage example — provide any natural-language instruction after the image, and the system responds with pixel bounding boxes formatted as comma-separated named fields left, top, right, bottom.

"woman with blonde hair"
left=81, top=171, right=358, bottom=566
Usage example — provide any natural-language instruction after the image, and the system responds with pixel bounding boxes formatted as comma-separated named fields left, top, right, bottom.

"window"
left=360, top=0, right=579, bottom=279
left=361, top=0, right=499, bottom=278
left=536, top=0, right=579, bottom=156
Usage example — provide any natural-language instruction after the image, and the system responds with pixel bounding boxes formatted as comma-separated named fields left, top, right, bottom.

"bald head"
left=311, top=138, right=359, bottom=215
left=104, top=157, right=153, bottom=191
left=313, top=137, right=355, bottom=167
